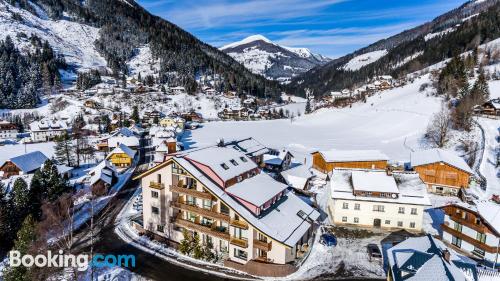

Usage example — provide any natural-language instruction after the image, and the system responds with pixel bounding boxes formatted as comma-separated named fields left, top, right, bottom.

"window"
left=157, top=225, right=164, bottom=233
left=342, top=203, right=349, bottom=209
left=354, top=217, right=359, bottom=223
left=409, top=222, right=416, bottom=228
left=220, top=240, right=228, bottom=252
left=233, top=249, right=248, bottom=260
left=397, top=221, right=403, bottom=227
left=203, top=199, right=212, bottom=210
left=151, top=191, right=159, bottom=198
left=240, top=157, right=248, bottom=162
left=385, top=220, right=391, bottom=225
left=220, top=163, right=229, bottom=170
left=354, top=203, right=360, bottom=210
left=230, top=159, right=239, bottom=166
left=398, top=207, right=405, bottom=214
left=342, top=216, right=347, bottom=222
left=477, top=232, right=486, bottom=243
left=220, top=203, right=230, bottom=215
left=454, top=222, right=462, bottom=232
left=411, top=208, right=418, bottom=215
left=373, top=205, right=385, bottom=212
left=151, top=206, right=159, bottom=215
left=452, top=236, right=462, bottom=248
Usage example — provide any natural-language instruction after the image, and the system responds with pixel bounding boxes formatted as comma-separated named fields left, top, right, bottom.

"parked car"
left=319, top=233, right=337, bottom=247
left=367, top=244, right=382, bottom=260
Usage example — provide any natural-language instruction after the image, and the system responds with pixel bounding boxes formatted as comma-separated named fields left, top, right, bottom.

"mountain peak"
left=220, top=34, right=273, bottom=50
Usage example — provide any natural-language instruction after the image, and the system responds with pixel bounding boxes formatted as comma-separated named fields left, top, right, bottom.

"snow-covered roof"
left=88, top=160, right=117, bottom=186
left=229, top=137, right=269, bottom=158
left=108, top=135, right=140, bottom=148
left=7, top=151, right=48, bottom=173
left=112, top=127, right=136, bottom=138
left=330, top=169, right=431, bottom=206
left=316, top=149, right=389, bottom=163
left=281, top=164, right=313, bottom=190
left=29, top=119, right=67, bottom=132
left=486, top=98, right=500, bottom=109
left=351, top=170, right=399, bottom=194
left=446, top=200, right=500, bottom=235
left=56, top=164, right=73, bottom=175
left=181, top=145, right=257, bottom=182
left=226, top=173, right=288, bottom=207
left=410, top=149, right=473, bottom=174
left=387, top=235, right=475, bottom=281
left=108, top=143, right=136, bottom=159
left=172, top=157, right=319, bottom=247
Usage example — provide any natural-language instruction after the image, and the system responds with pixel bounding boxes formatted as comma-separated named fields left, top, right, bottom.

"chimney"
left=442, top=249, right=451, bottom=263
left=167, top=138, right=177, bottom=154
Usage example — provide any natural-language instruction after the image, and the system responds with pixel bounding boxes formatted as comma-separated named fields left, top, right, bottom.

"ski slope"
left=183, top=74, right=442, bottom=162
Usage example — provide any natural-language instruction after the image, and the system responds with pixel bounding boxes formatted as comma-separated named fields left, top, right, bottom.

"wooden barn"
left=410, top=149, right=473, bottom=196
left=0, top=151, right=48, bottom=179
left=311, top=149, right=389, bottom=173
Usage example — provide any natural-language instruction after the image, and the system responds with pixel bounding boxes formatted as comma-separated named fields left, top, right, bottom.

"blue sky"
left=137, top=0, right=468, bottom=58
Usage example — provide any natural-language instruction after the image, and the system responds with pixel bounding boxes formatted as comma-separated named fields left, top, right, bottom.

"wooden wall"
left=0, top=161, right=21, bottom=178
left=414, top=162, right=470, bottom=189
left=311, top=152, right=387, bottom=173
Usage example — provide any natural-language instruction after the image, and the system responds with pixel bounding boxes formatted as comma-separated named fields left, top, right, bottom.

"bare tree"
left=425, top=107, right=452, bottom=148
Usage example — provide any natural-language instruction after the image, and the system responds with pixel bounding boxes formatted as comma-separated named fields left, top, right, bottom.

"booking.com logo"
left=8, top=250, right=136, bottom=271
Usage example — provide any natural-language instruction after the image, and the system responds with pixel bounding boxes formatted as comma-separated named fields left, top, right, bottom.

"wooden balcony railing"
left=174, top=216, right=230, bottom=240
left=230, top=219, right=248, bottom=230
left=170, top=201, right=230, bottom=222
left=441, top=224, right=498, bottom=253
left=149, top=182, right=165, bottom=190
left=230, top=237, right=248, bottom=248
left=447, top=214, right=490, bottom=234
left=253, top=239, right=272, bottom=251
left=169, top=185, right=212, bottom=200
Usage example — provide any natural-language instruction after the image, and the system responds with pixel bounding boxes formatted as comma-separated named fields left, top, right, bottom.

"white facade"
left=0, top=128, right=18, bottom=139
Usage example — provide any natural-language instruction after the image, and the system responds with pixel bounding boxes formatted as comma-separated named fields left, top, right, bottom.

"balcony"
left=149, top=181, right=165, bottom=190
left=254, top=239, right=272, bottom=251
left=441, top=224, right=497, bottom=253
left=169, top=185, right=212, bottom=200
left=174, top=216, right=230, bottom=240
left=230, top=219, right=249, bottom=230
left=170, top=200, right=230, bottom=222
left=230, top=237, right=248, bottom=248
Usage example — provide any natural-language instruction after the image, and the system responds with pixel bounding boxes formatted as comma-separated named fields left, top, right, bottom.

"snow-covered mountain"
left=220, top=35, right=330, bottom=83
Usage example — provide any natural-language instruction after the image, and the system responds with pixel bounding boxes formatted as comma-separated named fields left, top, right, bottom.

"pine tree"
left=470, top=68, right=490, bottom=104
left=2, top=215, right=37, bottom=281
left=131, top=105, right=140, bottom=124
left=0, top=182, right=15, bottom=252
left=41, top=159, right=69, bottom=201
left=179, top=229, right=192, bottom=255
left=192, top=233, right=203, bottom=259
left=54, top=132, right=74, bottom=167
left=305, top=98, right=311, bottom=114
left=11, top=178, right=30, bottom=220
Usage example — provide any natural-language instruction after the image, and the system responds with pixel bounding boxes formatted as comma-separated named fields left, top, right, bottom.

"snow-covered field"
left=184, top=75, right=441, bottom=162
left=0, top=141, right=56, bottom=164
left=343, top=50, right=388, bottom=71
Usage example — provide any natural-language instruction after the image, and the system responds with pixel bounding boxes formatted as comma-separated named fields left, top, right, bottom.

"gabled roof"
left=442, top=200, right=500, bottom=236
left=29, top=119, right=67, bottom=132
left=410, top=149, right=473, bottom=174
left=8, top=151, right=48, bottom=173
left=108, top=143, right=136, bottom=159
left=107, top=135, right=140, bottom=148
left=89, top=160, right=117, bottom=186
left=314, top=149, right=389, bottom=163
left=228, top=137, right=269, bottom=158
left=281, top=164, right=313, bottom=190
left=351, top=170, right=399, bottom=194
left=226, top=173, right=288, bottom=207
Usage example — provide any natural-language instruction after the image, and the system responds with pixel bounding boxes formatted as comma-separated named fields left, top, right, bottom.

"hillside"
left=220, top=35, right=330, bottom=83
left=0, top=0, right=282, bottom=109
left=287, top=0, right=500, bottom=97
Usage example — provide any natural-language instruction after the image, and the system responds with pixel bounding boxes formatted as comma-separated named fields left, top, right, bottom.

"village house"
left=159, top=116, right=185, bottom=129
left=410, top=149, right=473, bottom=196
left=106, top=143, right=136, bottom=168
left=440, top=200, right=500, bottom=266
left=87, top=160, right=118, bottom=194
left=387, top=235, right=478, bottom=281
left=29, top=118, right=68, bottom=142
left=280, top=165, right=313, bottom=191
left=263, top=149, right=294, bottom=172
left=181, top=111, right=203, bottom=123
left=0, top=151, right=48, bottom=179
left=224, top=138, right=269, bottom=167
left=0, top=120, right=18, bottom=140
left=153, top=138, right=178, bottom=163
left=311, top=149, right=389, bottom=173
left=143, top=110, right=163, bottom=125
left=135, top=141, right=319, bottom=274
left=106, top=128, right=140, bottom=150
left=219, top=106, right=251, bottom=120
left=170, top=86, right=186, bottom=95
left=329, top=169, right=431, bottom=231
left=84, top=100, right=100, bottom=109
left=474, top=98, right=500, bottom=116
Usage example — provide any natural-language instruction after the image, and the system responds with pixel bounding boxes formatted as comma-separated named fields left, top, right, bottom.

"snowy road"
left=477, top=117, right=500, bottom=198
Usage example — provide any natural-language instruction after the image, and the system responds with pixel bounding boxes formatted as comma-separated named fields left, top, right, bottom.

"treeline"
left=76, top=69, right=102, bottom=90
left=0, top=35, right=66, bottom=109
left=24, top=0, right=282, bottom=98
left=288, top=1, right=500, bottom=97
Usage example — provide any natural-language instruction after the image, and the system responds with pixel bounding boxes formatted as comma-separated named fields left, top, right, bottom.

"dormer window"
left=240, top=157, right=248, bottom=162
left=221, top=163, right=229, bottom=170
left=230, top=159, right=239, bottom=166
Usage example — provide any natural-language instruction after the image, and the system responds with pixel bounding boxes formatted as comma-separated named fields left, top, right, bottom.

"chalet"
left=171, top=86, right=186, bottom=94
left=387, top=235, right=477, bottom=281
left=440, top=200, right=500, bottom=267
left=107, top=134, right=140, bottom=150
left=475, top=98, right=500, bottom=116
left=106, top=143, right=136, bottom=168
left=29, top=119, right=68, bottom=142
left=410, top=149, right=473, bottom=196
left=219, top=106, right=251, bottom=120
left=311, top=149, right=389, bottom=173
left=280, top=165, right=313, bottom=191
left=84, top=100, right=100, bottom=109
left=143, top=110, right=163, bottom=124
left=330, top=91, right=350, bottom=101
left=159, top=116, right=185, bottom=129
left=136, top=141, right=319, bottom=273
left=153, top=137, right=178, bottom=163
left=263, top=149, right=293, bottom=172
left=88, top=160, right=118, bottom=194
left=329, top=169, right=431, bottom=231
left=0, top=121, right=18, bottom=140
left=181, top=111, right=203, bottom=122
left=0, top=151, right=48, bottom=179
